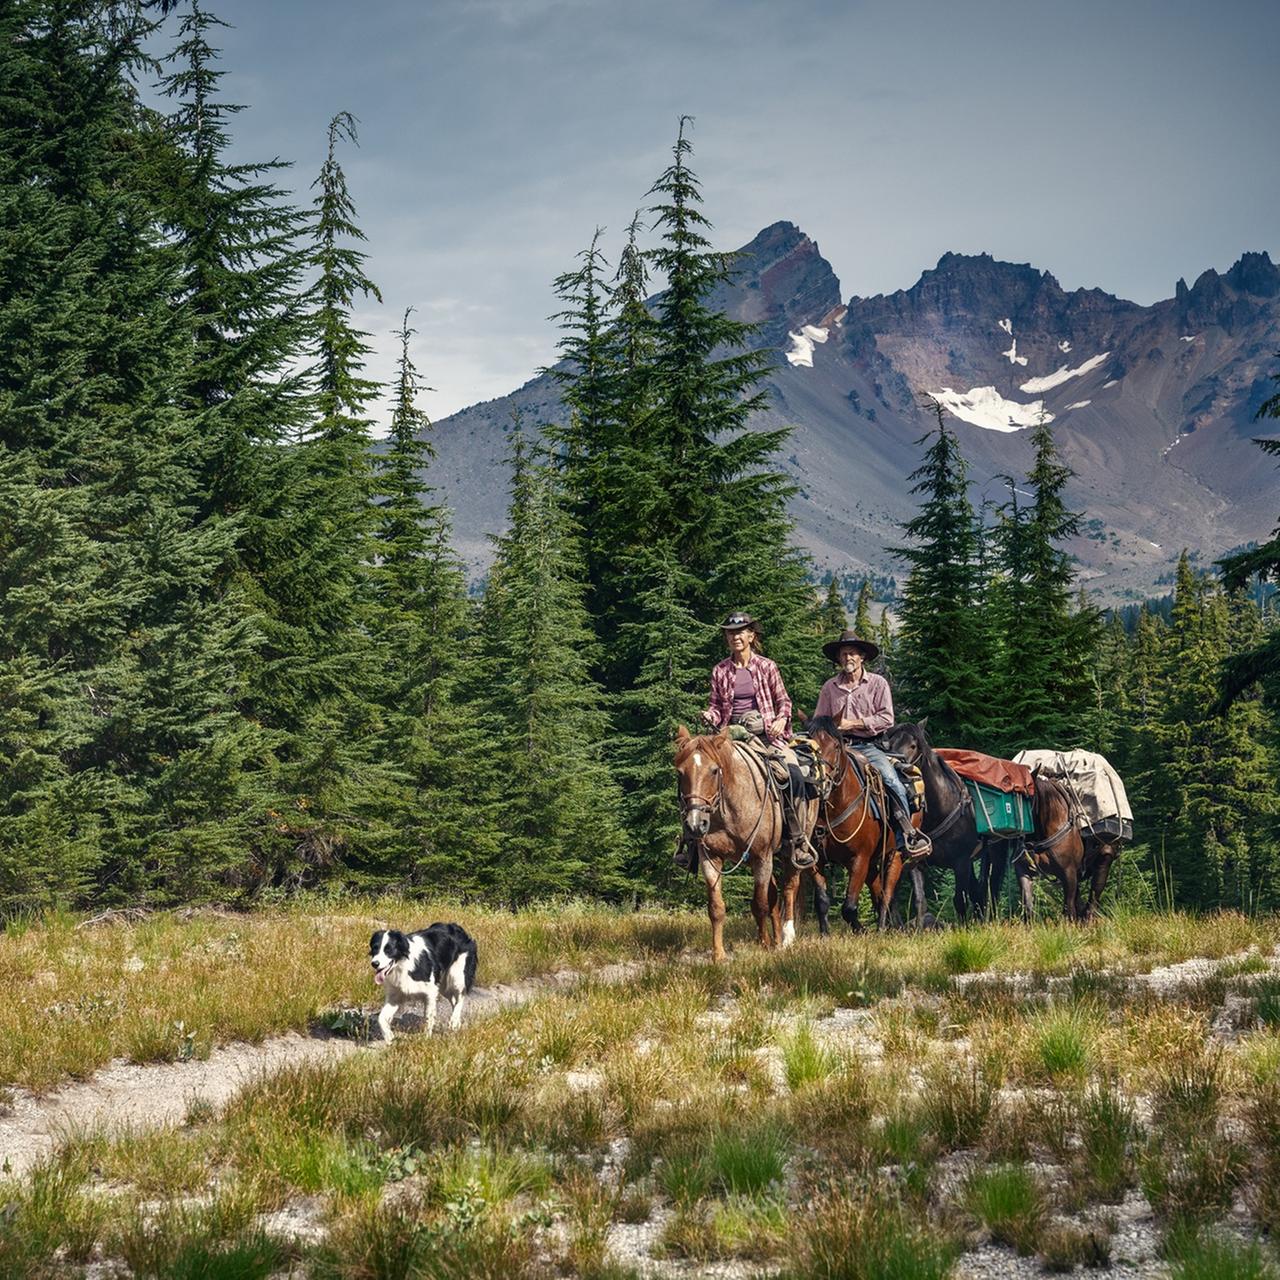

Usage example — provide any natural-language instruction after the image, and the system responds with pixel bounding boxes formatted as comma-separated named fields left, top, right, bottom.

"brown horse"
left=1016, top=774, right=1092, bottom=921
left=674, top=727, right=818, bottom=961
left=806, top=718, right=914, bottom=931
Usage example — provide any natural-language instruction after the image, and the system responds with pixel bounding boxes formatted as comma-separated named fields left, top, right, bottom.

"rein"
left=677, top=736, right=775, bottom=883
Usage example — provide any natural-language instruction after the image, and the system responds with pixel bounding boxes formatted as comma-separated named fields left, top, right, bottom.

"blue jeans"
left=847, top=741, right=911, bottom=826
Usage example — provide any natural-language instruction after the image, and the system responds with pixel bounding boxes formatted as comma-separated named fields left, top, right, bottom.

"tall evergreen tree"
left=984, top=422, right=1097, bottom=754
left=1218, top=365, right=1280, bottom=712
left=372, top=310, right=474, bottom=883
left=469, top=430, right=626, bottom=900
left=893, top=400, right=987, bottom=745
left=0, top=0, right=268, bottom=903
left=253, top=111, right=394, bottom=885
left=853, top=579, right=874, bottom=637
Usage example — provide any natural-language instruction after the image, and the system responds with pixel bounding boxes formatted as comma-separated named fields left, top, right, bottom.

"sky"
left=162, top=0, right=1280, bottom=422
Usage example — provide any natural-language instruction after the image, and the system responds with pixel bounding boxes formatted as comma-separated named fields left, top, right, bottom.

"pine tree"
left=988, top=419, right=1098, bottom=754
left=253, top=111, right=394, bottom=886
left=821, top=577, right=847, bottom=635
left=1218, top=364, right=1280, bottom=712
left=372, top=310, right=474, bottom=884
left=853, top=579, right=874, bottom=637
left=0, top=0, right=268, bottom=903
left=893, top=400, right=987, bottom=745
left=470, top=430, right=626, bottom=901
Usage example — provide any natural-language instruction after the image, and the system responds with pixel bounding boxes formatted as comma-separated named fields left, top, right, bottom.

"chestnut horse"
left=674, top=727, right=819, bottom=961
left=1015, top=774, right=1091, bottom=921
left=806, top=717, right=913, bottom=931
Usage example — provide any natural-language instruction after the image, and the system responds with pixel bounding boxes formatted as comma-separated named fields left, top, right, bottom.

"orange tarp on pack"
left=936, top=749, right=1035, bottom=798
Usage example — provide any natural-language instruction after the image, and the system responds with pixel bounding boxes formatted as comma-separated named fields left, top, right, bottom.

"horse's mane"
left=806, top=714, right=842, bottom=742
left=674, top=730, right=728, bottom=767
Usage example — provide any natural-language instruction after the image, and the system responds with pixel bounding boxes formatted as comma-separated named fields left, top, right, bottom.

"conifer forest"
left=2, top=0, right=1278, bottom=922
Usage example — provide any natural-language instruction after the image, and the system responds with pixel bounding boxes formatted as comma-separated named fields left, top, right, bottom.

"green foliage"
left=892, top=402, right=989, bottom=744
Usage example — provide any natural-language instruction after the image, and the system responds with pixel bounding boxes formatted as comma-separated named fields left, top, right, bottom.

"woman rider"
left=684, top=611, right=813, bottom=868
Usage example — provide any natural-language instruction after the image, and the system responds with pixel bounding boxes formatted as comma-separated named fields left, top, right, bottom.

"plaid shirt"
left=705, top=654, right=793, bottom=743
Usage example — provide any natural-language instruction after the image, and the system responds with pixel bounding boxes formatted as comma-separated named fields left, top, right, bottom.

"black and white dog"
left=368, top=922, right=478, bottom=1042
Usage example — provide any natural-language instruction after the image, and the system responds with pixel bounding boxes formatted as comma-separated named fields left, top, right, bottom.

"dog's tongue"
left=374, top=970, right=385, bottom=985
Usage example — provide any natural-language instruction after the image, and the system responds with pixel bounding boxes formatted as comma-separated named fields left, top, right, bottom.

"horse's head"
left=674, top=726, right=727, bottom=839
left=882, top=718, right=929, bottom=765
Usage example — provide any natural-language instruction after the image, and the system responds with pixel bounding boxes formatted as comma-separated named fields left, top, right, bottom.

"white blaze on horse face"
left=781, top=919, right=796, bottom=947
left=693, top=753, right=702, bottom=767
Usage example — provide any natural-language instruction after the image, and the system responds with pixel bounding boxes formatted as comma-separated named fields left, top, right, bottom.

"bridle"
left=677, top=742, right=724, bottom=824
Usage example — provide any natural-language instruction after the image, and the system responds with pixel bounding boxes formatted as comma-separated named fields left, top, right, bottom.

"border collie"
left=368, top=922, right=478, bottom=1042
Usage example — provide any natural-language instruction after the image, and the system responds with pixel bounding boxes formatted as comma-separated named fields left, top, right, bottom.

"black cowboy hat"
left=718, top=611, right=758, bottom=632
left=822, top=630, right=880, bottom=664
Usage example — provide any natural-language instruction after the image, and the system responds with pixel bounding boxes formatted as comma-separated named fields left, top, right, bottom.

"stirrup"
left=789, top=842, right=817, bottom=870
left=902, top=831, right=932, bottom=863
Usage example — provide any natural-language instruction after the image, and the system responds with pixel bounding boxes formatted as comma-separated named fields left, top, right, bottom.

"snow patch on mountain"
left=1058, top=340, right=1072, bottom=353
left=785, top=324, right=829, bottom=368
left=1065, top=400, right=1091, bottom=410
left=1103, top=379, right=1120, bottom=388
left=998, top=318, right=1013, bottom=335
left=1002, top=339, right=1029, bottom=366
left=929, top=386, right=1051, bottom=433
left=1181, top=335, right=1198, bottom=343
left=1019, top=352, right=1110, bottom=393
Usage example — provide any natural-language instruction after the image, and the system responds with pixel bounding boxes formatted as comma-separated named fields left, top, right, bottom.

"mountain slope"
left=425, top=223, right=1280, bottom=601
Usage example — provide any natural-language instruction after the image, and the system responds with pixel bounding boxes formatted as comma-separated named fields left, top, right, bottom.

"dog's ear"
left=389, top=930, right=411, bottom=960
left=369, top=930, right=382, bottom=953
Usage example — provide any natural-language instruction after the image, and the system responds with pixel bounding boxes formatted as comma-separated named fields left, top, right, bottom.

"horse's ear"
left=716, top=726, right=731, bottom=743
left=918, top=716, right=929, bottom=731
left=676, top=725, right=690, bottom=743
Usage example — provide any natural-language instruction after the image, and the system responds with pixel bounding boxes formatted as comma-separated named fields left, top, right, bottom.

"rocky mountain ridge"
left=424, top=223, right=1280, bottom=603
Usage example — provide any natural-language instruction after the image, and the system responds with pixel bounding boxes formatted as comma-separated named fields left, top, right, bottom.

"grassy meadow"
left=2, top=904, right=1280, bottom=1277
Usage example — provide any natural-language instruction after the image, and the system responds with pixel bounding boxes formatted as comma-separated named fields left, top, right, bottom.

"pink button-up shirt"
left=814, top=670, right=895, bottom=738
left=705, top=654, right=793, bottom=744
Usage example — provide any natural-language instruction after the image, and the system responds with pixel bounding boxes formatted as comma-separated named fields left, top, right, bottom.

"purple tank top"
left=731, top=666, right=757, bottom=717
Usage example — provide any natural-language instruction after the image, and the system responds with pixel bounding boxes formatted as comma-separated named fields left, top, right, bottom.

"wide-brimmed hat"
left=718, top=611, right=758, bottom=632
left=822, top=630, right=879, bottom=664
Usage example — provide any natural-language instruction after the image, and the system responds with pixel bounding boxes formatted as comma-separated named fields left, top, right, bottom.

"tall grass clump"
left=920, top=1058, right=993, bottom=1151
left=709, top=1121, right=789, bottom=1196
left=1165, top=1228, right=1279, bottom=1280
left=0, top=1158, right=105, bottom=1277
left=1028, top=1001, right=1102, bottom=1080
left=113, top=1187, right=282, bottom=1280
left=779, top=1184, right=958, bottom=1280
left=940, top=930, right=1002, bottom=976
left=780, top=1023, right=839, bottom=1091
left=1078, top=1082, right=1141, bottom=1200
left=963, top=1164, right=1047, bottom=1255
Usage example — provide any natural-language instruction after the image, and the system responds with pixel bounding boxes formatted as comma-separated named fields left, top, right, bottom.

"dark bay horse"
left=1017, top=774, right=1101, bottom=922
left=881, top=720, right=997, bottom=924
left=674, top=726, right=818, bottom=961
left=806, top=717, right=910, bottom=932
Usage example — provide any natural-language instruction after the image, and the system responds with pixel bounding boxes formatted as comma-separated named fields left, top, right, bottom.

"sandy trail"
left=0, top=963, right=638, bottom=1180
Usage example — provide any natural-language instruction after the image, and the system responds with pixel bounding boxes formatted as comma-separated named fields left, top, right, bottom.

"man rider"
left=814, top=630, right=929, bottom=858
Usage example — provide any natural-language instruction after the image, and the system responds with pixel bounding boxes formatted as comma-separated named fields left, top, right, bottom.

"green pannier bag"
left=963, top=779, right=1035, bottom=836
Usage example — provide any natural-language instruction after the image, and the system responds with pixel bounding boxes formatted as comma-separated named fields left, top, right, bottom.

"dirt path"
left=0, top=963, right=638, bottom=1180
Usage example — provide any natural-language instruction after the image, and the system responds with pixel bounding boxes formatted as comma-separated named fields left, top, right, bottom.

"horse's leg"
left=751, top=852, right=775, bottom=948
left=778, top=863, right=800, bottom=947
left=1084, top=850, right=1116, bottom=922
left=843, top=849, right=872, bottom=932
left=702, top=856, right=728, bottom=962
left=1018, top=864, right=1035, bottom=922
left=952, top=850, right=972, bottom=924
left=910, top=864, right=927, bottom=929
left=811, top=868, right=831, bottom=937
left=1060, top=863, right=1080, bottom=924
left=878, top=844, right=905, bottom=931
